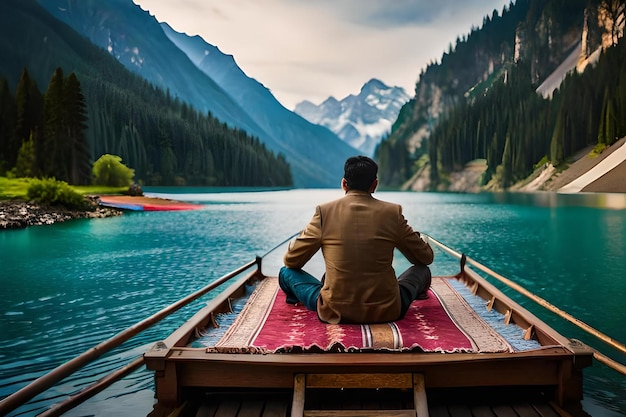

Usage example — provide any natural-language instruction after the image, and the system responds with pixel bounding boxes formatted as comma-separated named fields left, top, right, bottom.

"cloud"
left=133, top=0, right=511, bottom=109
left=292, top=0, right=508, bottom=27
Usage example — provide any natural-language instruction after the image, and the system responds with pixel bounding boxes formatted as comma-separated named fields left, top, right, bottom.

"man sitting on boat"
left=279, top=156, right=434, bottom=324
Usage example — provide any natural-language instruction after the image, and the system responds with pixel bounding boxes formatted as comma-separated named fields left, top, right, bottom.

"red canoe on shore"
left=98, top=195, right=203, bottom=211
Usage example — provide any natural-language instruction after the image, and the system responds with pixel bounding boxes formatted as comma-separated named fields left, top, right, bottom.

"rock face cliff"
left=379, top=0, right=625, bottom=192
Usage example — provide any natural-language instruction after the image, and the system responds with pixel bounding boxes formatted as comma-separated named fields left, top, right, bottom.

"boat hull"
left=144, top=264, right=593, bottom=417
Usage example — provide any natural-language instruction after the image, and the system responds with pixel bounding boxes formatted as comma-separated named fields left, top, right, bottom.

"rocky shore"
left=0, top=196, right=122, bottom=230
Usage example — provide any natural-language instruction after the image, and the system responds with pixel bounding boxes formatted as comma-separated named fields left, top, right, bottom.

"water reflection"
left=491, top=191, right=626, bottom=210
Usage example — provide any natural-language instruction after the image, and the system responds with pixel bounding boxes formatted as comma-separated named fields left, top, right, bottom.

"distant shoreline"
left=3, top=167, right=625, bottom=231
left=0, top=197, right=122, bottom=230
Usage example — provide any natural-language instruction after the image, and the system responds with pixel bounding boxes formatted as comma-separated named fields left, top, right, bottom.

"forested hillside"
left=0, top=0, right=292, bottom=187
left=39, top=0, right=357, bottom=188
left=377, top=0, right=625, bottom=191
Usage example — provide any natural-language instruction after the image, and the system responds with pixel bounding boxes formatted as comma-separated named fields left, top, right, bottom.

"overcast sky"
left=132, top=0, right=512, bottom=110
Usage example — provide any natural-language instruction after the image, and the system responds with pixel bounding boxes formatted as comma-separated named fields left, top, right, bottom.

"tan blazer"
left=284, top=190, right=434, bottom=324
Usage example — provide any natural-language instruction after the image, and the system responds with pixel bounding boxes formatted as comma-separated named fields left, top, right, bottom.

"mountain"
left=0, top=0, right=292, bottom=187
left=294, top=79, right=409, bottom=156
left=377, top=0, right=626, bottom=191
left=159, top=22, right=358, bottom=187
left=37, top=0, right=357, bottom=187
left=37, top=0, right=263, bottom=139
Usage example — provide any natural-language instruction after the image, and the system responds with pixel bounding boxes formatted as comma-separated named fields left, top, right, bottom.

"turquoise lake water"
left=1, top=189, right=625, bottom=416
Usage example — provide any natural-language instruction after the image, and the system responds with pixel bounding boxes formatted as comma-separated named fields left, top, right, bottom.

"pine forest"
left=376, top=0, right=626, bottom=191
left=0, top=66, right=292, bottom=187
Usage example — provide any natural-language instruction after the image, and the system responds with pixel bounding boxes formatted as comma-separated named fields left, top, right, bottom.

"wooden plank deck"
left=163, top=386, right=572, bottom=417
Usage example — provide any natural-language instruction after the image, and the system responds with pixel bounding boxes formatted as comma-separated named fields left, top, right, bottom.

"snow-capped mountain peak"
left=294, top=79, right=409, bottom=156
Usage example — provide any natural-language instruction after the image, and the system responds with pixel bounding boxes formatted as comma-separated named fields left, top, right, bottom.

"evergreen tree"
left=550, top=107, right=565, bottom=165
left=14, top=68, right=43, bottom=170
left=43, top=67, right=65, bottom=178
left=15, top=130, right=37, bottom=177
left=598, top=87, right=617, bottom=146
left=63, top=73, right=90, bottom=185
left=501, top=133, right=513, bottom=187
left=428, top=133, right=439, bottom=188
left=0, top=78, right=16, bottom=174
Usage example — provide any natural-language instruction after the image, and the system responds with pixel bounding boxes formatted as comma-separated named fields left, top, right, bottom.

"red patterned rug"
left=209, top=277, right=512, bottom=354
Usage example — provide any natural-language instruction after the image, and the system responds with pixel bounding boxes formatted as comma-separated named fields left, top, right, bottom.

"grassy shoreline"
left=0, top=176, right=127, bottom=200
left=0, top=177, right=126, bottom=229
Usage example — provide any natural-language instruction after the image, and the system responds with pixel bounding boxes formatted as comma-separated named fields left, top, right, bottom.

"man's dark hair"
left=344, top=156, right=378, bottom=191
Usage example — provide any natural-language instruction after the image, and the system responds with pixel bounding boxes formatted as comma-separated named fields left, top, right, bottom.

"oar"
left=3, top=232, right=303, bottom=415
left=425, top=234, right=626, bottom=375
left=259, top=230, right=301, bottom=258
left=0, top=258, right=259, bottom=415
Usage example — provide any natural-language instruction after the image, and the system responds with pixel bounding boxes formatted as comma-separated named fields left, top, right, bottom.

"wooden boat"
left=142, top=237, right=597, bottom=417
left=2, top=235, right=624, bottom=417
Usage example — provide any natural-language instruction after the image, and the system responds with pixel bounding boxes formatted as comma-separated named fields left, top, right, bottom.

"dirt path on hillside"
left=581, top=159, right=626, bottom=192
left=544, top=137, right=626, bottom=192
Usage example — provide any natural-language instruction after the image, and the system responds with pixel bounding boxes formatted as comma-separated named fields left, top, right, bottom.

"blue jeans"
left=278, top=266, right=322, bottom=311
left=278, top=264, right=432, bottom=319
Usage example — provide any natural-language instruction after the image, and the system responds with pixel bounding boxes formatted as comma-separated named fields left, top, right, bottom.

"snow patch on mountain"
left=295, top=79, right=409, bottom=156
